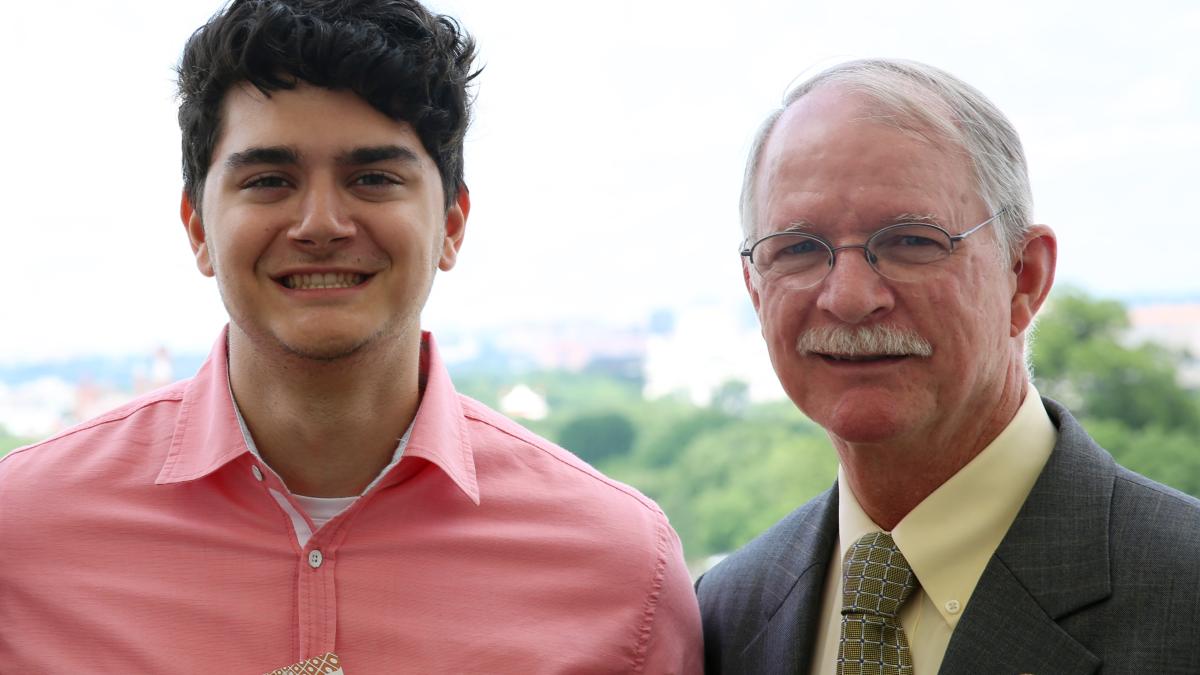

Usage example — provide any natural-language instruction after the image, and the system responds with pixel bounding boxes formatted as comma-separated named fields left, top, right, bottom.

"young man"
left=0, top=1, right=701, bottom=672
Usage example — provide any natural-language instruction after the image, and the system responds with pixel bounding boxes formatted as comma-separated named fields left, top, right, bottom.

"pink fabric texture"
left=0, top=329, right=702, bottom=673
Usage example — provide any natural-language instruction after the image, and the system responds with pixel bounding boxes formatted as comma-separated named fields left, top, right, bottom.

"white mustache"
left=795, top=324, right=933, bottom=358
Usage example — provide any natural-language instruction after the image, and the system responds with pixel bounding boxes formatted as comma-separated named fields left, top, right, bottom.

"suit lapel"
left=940, top=399, right=1110, bottom=674
left=741, top=485, right=839, bottom=674
left=942, top=559, right=1101, bottom=673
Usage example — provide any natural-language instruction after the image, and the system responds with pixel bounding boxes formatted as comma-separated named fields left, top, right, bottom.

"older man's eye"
left=898, top=235, right=940, bottom=247
left=780, top=239, right=822, bottom=255
left=873, top=227, right=953, bottom=265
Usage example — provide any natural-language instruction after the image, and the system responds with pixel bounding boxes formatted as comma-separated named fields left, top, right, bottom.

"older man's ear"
left=1009, top=224, right=1057, bottom=338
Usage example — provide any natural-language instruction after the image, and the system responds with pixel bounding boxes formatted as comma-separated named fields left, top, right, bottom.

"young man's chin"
left=252, top=322, right=387, bottom=363
left=278, top=334, right=377, bottom=362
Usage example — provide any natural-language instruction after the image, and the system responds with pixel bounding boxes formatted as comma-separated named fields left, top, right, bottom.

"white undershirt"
left=292, top=494, right=358, bottom=530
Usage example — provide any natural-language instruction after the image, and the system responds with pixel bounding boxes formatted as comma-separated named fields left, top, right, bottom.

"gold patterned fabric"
left=262, top=652, right=343, bottom=675
left=837, top=532, right=917, bottom=675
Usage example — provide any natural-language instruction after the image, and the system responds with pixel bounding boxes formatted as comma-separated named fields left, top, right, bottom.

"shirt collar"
left=401, top=331, right=479, bottom=504
left=156, top=326, right=249, bottom=484
left=156, top=327, right=480, bottom=505
left=837, top=383, right=1057, bottom=627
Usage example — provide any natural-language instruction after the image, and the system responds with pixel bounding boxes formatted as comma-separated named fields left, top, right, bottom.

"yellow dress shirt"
left=810, top=385, right=1057, bottom=675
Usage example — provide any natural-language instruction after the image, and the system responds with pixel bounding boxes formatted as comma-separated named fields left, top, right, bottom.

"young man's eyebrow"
left=222, top=144, right=422, bottom=171
left=337, top=145, right=422, bottom=166
left=224, top=146, right=300, bottom=170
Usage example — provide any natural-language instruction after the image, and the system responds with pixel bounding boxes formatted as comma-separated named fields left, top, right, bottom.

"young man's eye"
left=352, top=172, right=402, bottom=187
left=242, top=175, right=291, bottom=190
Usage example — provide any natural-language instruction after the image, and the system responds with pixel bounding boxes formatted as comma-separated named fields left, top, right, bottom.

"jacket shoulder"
left=699, top=492, right=832, bottom=601
left=1110, top=465, right=1200, bottom=561
left=1028, top=399, right=1200, bottom=672
left=696, top=488, right=836, bottom=672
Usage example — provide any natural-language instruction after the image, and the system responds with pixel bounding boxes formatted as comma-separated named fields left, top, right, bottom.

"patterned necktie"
left=836, top=531, right=917, bottom=675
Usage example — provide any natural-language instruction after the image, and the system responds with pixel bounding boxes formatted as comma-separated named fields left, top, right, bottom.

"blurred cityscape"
left=3, top=296, right=1199, bottom=444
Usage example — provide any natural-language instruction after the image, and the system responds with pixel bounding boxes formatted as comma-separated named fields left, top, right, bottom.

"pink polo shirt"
left=0, top=329, right=702, bottom=673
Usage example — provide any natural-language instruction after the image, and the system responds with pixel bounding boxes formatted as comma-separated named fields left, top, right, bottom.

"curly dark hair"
left=177, top=0, right=479, bottom=211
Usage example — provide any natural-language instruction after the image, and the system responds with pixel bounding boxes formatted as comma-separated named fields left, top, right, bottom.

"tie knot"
left=841, top=531, right=915, bottom=618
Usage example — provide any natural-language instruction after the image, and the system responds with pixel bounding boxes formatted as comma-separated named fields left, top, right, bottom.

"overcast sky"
left=1, top=0, right=1197, bottom=362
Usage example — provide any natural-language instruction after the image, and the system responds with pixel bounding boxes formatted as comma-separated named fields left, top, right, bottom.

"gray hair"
left=740, top=58, right=1033, bottom=262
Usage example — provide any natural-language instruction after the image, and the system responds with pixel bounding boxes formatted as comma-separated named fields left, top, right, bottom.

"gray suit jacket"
left=696, top=399, right=1200, bottom=674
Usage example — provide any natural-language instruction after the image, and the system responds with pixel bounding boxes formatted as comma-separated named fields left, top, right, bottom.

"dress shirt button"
left=308, top=549, right=324, bottom=569
left=945, top=599, right=961, bottom=614
left=251, top=465, right=264, bottom=482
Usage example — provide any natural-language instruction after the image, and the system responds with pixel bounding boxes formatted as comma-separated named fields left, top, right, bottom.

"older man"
left=696, top=59, right=1200, bottom=674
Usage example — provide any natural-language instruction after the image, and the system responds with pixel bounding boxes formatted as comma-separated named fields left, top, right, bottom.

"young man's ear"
left=438, top=186, right=470, bottom=271
left=1009, top=224, right=1057, bottom=337
left=180, top=191, right=215, bottom=277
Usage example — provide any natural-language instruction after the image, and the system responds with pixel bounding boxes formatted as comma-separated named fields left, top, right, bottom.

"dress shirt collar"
left=156, top=325, right=480, bottom=505
left=837, top=383, right=1056, bottom=628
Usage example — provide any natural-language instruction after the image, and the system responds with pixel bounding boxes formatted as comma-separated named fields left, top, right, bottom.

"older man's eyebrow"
left=224, top=146, right=300, bottom=170
left=889, top=212, right=942, bottom=226
left=336, top=145, right=422, bottom=167
left=780, top=220, right=817, bottom=232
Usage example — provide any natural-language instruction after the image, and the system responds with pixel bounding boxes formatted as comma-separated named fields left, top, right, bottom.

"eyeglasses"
left=740, top=211, right=1004, bottom=288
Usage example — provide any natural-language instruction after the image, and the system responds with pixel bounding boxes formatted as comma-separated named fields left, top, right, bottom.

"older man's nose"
left=814, top=247, right=895, bottom=324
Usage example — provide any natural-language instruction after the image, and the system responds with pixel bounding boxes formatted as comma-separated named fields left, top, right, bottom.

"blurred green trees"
left=585, top=398, right=835, bottom=561
left=1032, top=287, right=1200, bottom=496
left=454, top=372, right=839, bottom=559
left=557, top=412, right=636, bottom=465
left=0, top=428, right=32, bottom=456
left=1032, top=289, right=1198, bottom=431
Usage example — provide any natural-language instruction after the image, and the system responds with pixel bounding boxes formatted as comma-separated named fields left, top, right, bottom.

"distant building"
left=492, top=322, right=648, bottom=372
left=642, top=303, right=785, bottom=406
left=1127, top=302, right=1200, bottom=388
left=132, top=347, right=174, bottom=394
left=71, top=378, right=135, bottom=427
left=0, top=346, right=177, bottom=441
left=0, top=377, right=75, bottom=439
left=499, top=384, right=549, bottom=421
left=437, top=321, right=649, bottom=375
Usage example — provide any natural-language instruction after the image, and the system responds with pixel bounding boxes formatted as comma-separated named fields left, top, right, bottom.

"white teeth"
left=282, top=272, right=366, bottom=290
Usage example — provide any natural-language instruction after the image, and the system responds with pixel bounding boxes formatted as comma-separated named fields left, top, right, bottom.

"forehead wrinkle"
left=759, top=211, right=954, bottom=245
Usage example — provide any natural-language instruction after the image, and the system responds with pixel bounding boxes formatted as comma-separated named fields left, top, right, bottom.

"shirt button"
left=251, top=465, right=264, bottom=481
left=945, top=599, right=961, bottom=614
left=308, top=549, right=324, bottom=569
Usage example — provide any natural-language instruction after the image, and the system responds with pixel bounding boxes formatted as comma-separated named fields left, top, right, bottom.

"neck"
left=227, top=325, right=422, bottom=498
left=836, top=360, right=1029, bottom=531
